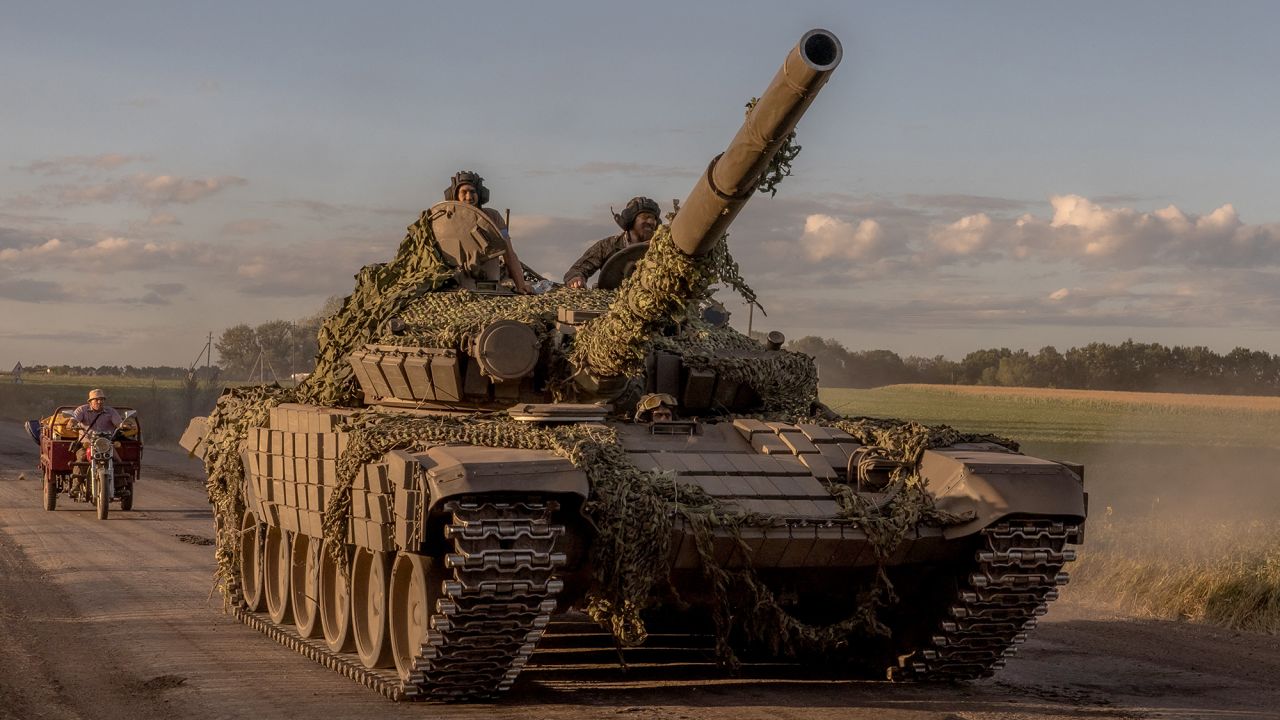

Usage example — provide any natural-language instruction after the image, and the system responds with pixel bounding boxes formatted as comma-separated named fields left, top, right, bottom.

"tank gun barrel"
left=670, top=28, right=842, bottom=257
left=570, top=29, right=842, bottom=396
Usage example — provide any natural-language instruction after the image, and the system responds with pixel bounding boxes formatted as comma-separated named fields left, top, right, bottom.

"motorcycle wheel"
left=96, top=472, right=112, bottom=520
left=121, top=491, right=134, bottom=511
left=43, top=470, right=57, bottom=511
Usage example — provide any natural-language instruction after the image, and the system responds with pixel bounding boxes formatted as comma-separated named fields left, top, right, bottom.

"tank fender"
left=920, top=448, right=1086, bottom=539
left=420, top=445, right=589, bottom=512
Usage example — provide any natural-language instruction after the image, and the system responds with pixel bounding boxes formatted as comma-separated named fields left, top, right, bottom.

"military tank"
left=183, top=28, right=1085, bottom=701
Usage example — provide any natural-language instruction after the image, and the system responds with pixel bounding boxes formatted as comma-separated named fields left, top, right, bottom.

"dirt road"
left=1, top=421, right=1278, bottom=720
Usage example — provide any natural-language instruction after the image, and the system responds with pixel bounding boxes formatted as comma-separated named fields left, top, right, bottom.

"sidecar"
left=31, top=405, right=142, bottom=511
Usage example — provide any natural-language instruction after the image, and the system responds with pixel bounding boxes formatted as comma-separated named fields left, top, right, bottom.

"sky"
left=3, top=0, right=1280, bottom=369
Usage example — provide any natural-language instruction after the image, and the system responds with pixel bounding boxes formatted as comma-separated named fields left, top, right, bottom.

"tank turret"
left=571, top=29, right=842, bottom=395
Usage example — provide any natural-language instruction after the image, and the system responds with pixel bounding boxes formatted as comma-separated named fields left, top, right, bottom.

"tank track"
left=889, top=518, right=1081, bottom=681
left=232, top=497, right=565, bottom=702
left=402, top=499, right=565, bottom=701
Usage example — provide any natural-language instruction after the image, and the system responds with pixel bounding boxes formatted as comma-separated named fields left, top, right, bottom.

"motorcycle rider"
left=72, top=388, right=122, bottom=467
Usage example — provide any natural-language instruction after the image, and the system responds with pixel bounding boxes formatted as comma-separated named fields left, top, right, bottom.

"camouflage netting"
left=572, top=225, right=732, bottom=379
left=201, top=385, right=298, bottom=599
left=652, top=319, right=818, bottom=415
left=378, top=287, right=613, bottom=349
left=297, top=212, right=457, bottom=407
left=198, top=192, right=1024, bottom=667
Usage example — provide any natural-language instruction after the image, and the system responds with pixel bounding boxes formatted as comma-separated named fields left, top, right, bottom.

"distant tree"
left=846, top=349, right=907, bottom=388
left=994, top=351, right=1036, bottom=387
left=788, top=336, right=856, bottom=387
left=254, top=320, right=296, bottom=379
left=903, top=355, right=958, bottom=384
left=215, top=324, right=257, bottom=378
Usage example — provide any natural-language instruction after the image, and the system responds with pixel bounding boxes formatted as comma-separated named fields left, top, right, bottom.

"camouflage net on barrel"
left=571, top=225, right=723, bottom=379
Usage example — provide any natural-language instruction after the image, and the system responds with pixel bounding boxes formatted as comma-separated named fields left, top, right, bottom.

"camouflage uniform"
left=564, top=197, right=661, bottom=285
left=563, top=232, right=634, bottom=285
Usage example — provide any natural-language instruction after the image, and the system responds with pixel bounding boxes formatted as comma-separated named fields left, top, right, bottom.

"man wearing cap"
left=564, top=196, right=661, bottom=288
left=72, top=389, right=122, bottom=467
left=444, top=170, right=533, bottom=294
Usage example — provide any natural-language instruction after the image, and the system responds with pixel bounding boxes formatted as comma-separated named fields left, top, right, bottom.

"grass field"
left=820, top=384, right=1280, bottom=635
left=0, top=376, right=221, bottom=441
left=820, top=384, right=1280, bottom=447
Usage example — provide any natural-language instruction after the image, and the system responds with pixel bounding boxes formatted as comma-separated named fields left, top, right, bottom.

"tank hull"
left=192, top=400, right=1083, bottom=696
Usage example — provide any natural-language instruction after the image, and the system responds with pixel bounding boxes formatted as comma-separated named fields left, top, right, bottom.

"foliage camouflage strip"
left=200, top=197, right=1021, bottom=664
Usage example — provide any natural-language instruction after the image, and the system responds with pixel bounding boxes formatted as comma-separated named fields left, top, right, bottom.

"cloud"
left=0, top=279, right=74, bottom=303
left=799, top=214, right=886, bottom=261
left=145, top=212, right=181, bottom=227
left=0, top=234, right=209, bottom=274
left=221, top=218, right=283, bottom=236
left=53, top=174, right=247, bottom=207
left=16, top=153, right=144, bottom=175
left=922, top=195, right=1280, bottom=270
left=137, top=282, right=186, bottom=305
left=929, top=213, right=996, bottom=256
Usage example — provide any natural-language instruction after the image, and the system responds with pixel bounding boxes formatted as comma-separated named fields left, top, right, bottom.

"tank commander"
left=563, top=196, right=661, bottom=288
left=72, top=388, right=121, bottom=466
left=445, top=170, right=533, bottom=294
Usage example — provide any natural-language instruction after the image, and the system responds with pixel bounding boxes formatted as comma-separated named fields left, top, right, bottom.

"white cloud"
left=929, top=213, right=996, bottom=256
left=799, top=214, right=885, bottom=261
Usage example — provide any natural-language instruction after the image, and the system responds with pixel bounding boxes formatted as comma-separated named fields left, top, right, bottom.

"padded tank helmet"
left=444, top=170, right=491, bottom=207
left=613, top=196, right=661, bottom=230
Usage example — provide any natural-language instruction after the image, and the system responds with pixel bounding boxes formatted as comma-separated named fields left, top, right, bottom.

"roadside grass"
left=820, top=384, right=1280, bottom=635
left=1068, top=510, right=1280, bottom=634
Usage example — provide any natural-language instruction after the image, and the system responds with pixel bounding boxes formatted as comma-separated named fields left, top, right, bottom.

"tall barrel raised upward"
left=570, top=29, right=843, bottom=391
left=670, top=28, right=842, bottom=257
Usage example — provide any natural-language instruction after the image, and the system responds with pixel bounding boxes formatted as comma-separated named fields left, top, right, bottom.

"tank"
left=183, top=28, right=1085, bottom=701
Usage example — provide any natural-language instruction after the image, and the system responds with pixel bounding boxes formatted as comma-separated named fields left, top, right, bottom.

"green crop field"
left=820, top=384, right=1280, bottom=448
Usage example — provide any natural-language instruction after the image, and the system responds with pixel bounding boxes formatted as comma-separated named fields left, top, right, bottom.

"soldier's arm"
left=484, top=208, right=532, bottom=293
left=564, top=237, right=612, bottom=286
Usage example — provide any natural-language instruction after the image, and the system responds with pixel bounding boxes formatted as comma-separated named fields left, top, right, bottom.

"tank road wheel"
left=263, top=526, right=293, bottom=624
left=43, top=469, right=57, bottom=511
left=290, top=534, right=323, bottom=638
left=389, top=552, right=445, bottom=681
left=351, top=548, right=393, bottom=669
left=239, top=511, right=266, bottom=612
left=319, top=540, right=355, bottom=653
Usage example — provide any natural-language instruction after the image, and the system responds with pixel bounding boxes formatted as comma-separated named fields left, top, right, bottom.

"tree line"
left=787, top=337, right=1280, bottom=396
left=213, top=297, right=342, bottom=381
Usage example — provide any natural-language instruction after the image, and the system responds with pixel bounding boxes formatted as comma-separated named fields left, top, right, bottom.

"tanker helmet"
left=613, top=196, right=661, bottom=230
left=444, top=170, right=491, bottom=207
